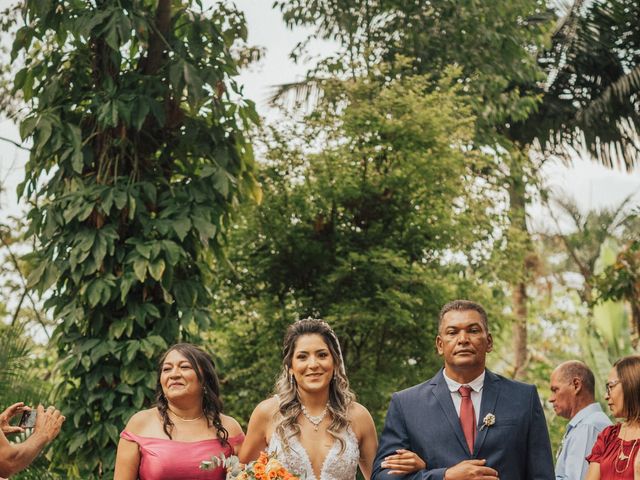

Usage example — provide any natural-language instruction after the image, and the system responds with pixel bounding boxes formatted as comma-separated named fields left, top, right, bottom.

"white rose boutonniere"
left=480, top=413, right=495, bottom=431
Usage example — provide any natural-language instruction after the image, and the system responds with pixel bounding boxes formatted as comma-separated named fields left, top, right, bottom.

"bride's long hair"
left=274, top=318, right=355, bottom=451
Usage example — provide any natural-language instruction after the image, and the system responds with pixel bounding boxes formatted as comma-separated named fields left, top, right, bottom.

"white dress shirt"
left=442, top=369, right=485, bottom=425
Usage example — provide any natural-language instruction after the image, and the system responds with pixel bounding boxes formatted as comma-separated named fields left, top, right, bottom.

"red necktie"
left=458, top=385, right=476, bottom=453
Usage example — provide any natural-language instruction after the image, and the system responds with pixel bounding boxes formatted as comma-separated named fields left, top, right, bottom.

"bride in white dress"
left=239, top=319, right=378, bottom=480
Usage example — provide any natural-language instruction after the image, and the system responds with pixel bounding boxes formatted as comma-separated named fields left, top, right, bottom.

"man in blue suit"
left=372, top=300, right=554, bottom=480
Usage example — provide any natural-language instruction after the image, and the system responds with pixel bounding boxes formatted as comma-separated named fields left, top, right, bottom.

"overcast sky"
left=1, top=1, right=638, bottom=226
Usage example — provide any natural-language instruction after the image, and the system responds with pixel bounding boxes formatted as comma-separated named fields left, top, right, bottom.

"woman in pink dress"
left=586, top=355, right=640, bottom=480
left=114, top=343, right=244, bottom=479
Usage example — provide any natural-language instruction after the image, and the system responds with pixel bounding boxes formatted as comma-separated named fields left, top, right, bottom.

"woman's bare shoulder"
left=348, top=402, right=372, bottom=421
left=124, top=408, right=159, bottom=434
left=347, top=402, right=375, bottom=436
left=252, top=396, right=280, bottom=419
left=220, top=414, right=244, bottom=437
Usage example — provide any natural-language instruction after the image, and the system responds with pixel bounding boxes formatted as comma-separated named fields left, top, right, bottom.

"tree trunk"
left=508, top=154, right=532, bottom=380
left=143, top=0, right=172, bottom=75
left=512, top=281, right=528, bottom=379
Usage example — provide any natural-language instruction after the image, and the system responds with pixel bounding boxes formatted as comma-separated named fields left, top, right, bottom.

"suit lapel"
left=474, top=369, right=501, bottom=455
left=431, top=370, right=470, bottom=455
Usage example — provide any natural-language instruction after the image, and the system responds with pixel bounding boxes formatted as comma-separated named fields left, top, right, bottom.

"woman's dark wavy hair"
left=156, top=343, right=228, bottom=443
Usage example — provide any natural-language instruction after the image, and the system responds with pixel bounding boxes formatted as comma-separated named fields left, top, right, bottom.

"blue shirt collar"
left=568, top=402, right=605, bottom=428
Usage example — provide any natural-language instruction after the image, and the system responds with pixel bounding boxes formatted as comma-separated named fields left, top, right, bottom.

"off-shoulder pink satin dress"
left=120, top=431, right=244, bottom=479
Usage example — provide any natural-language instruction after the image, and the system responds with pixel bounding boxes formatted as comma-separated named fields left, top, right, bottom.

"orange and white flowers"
left=202, top=451, right=300, bottom=480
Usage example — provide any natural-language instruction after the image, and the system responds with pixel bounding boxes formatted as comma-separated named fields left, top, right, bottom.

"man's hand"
left=31, top=405, right=65, bottom=444
left=444, top=459, right=499, bottom=480
left=0, top=402, right=29, bottom=435
left=381, top=449, right=427, bottom=474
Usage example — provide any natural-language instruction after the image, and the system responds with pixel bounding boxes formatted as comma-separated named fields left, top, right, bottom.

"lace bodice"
left=267, top=427, right=360, bottom=480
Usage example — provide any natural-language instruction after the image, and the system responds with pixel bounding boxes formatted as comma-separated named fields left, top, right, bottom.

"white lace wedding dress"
left=267, top=428, right=360, bottom=480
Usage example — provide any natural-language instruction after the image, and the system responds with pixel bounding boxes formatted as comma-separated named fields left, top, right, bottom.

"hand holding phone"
left=32, top=405, right=65, bottom=443
left=0, top=402, right=31, bottom=434
left=19, top=409, right=37, bottom=429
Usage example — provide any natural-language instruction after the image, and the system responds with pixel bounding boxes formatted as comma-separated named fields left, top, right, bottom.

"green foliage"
left=0, top=323, right=49, bottom=408
left=0, top=3, right=21, bottom=117
left=535, top=198, right=639, bottom=364
left=540, top=196, right=638, bottom=303
left=8, top=0, right=257, bottom=476
left=536, top=0, right=640, bottom=170
left=272, top=0, right=557, bottom=382
left=212, top=65, right=500, bottom=426
left=275, top=0, right=552, bottom=143
left=0, top=322, right=57, bottom=479
left=506, top=206, right=640, bottom=450
left=0, top=216, right=52, bottom=336
left=0, top=218, right=56, bottom=480
left=595, top=239, right=640, bottom=347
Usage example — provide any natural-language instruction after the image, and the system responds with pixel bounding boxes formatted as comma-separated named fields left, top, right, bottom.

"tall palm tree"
left=524, top=0, right=640, bottom=170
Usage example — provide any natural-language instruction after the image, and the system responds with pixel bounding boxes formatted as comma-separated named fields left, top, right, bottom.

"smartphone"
left=19, top=410, right=36, bottom=429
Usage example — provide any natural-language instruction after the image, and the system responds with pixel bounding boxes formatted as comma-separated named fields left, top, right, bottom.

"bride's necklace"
left=168, top=408, right=204, bottom=422
left=615, top=424, right=639, bottom=473
left=300, top=403, right=328, bottom=431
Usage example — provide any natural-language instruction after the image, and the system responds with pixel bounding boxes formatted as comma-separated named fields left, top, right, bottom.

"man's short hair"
left=555, top=360, right=596, bottom=396
left=439, top=300, right=489, bottom=332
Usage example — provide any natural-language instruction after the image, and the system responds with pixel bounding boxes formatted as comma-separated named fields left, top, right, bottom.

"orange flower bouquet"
left=201, top=451, right=300, bottom=480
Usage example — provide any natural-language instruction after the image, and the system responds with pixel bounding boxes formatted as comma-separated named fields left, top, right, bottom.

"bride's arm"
left=380, top=449, right=426, bottom=475
left=238, top=398, right=276, bottom=463
left=352, top=403, right=378, bottom=480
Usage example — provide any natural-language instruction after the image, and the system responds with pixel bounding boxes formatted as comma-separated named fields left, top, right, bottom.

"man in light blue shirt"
left=550, top=360, right=612, bottom=480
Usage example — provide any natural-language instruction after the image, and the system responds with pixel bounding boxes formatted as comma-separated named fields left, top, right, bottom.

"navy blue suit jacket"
left=372, top=369, right=554, bottom=480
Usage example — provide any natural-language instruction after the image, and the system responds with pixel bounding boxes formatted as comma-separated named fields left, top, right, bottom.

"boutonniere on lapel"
left=480, top=413, right=495, bottom=431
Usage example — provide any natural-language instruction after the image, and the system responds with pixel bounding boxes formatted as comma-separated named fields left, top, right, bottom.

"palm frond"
left=0, top=323, right=31, bottom=385
left=576, top=65, right=640, bottom=124
left=267, top=78, right=325, bottom=110
left=548, top=0, right=588, bottom=70
left=538, top=0, right=640, bottom=171
left=0, top=323, right=52, bottom=408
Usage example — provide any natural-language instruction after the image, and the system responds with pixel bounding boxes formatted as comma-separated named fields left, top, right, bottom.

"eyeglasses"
left=605, top=379, right=621, bottom=394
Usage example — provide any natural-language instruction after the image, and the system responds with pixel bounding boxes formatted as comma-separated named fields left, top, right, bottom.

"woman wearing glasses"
left=586, top=354, right=640, bottom=480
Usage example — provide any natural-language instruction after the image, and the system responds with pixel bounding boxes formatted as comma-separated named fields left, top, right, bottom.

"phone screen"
left=19, top=410, right=36, bottom=429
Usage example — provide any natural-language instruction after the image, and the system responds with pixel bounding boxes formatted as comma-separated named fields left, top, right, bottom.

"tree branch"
left=0, top=136, right=29, bottom=151
left=546, top=202, right=591, bottom=282
left=0, top=230, right=50, bottom=339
